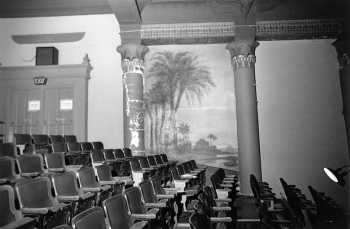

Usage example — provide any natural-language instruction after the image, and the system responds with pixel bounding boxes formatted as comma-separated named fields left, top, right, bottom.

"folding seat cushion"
left=17, top=154, right=45, bottom=177
left=45, top=152, right=66, bottom=172
left=71, top=207, right=107, bottom=229
left=103, top=194, right=148, bottom=229
left=64, top=135, right=77, bottom=143
left=0, top=156, right=19, bottom=184
left=49, top=135, right=65, bottom=144
left=0, top=185, right=35, bottom=228
left=14, top=134, right=33, bottom=155
left=92, top=142, right=104, bottom=150
left=0, top=143, right=17, bottom=158
left=139, top=180, right=168, bottom=209
left=95, top=164, right=124, bottom=195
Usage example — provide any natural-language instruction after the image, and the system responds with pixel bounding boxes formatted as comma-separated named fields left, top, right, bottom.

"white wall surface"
left=0, top=15, right=124, bottom=148
left=256, top=39, right=349, bottom=208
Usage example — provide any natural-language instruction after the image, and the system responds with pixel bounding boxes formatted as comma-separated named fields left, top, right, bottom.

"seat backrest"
left=49, top=135, right=65, bottom=144
left=103, top=194, right=132, bottom=229
left=14, top=134, right=33, bottom=145
left=139, top=180, right=157, bottom=203
left=0, top=185, right=21, bottom=227
left=91, top=150, right=105, bottom=163
left=32, top=134, right=50, bottom=146
left=64, top=135, right=77, bottom=143
left=72, top=207, right=107, bottom=229
left=16, top=176, right=56, bottom=208
left=77, top=167, right=99, bottom=188
left=249, top=174, right=261, bottom=200
left=170, top=166, right=181, bottom=180
left=147, top=156, right=157, bottom=167
left=125, top=187, right=146, bottom=214
left=0, top=156, right=18, bottom=182
left=139, top=157, right=150, bottom=168
left=81, top=142, right=93, bottom=152
left=154, top=155, right=164, bottom=165
left=104, top=149, right=116, bottom=161
left=150, top=178, right=165, bottom=195
left=122, top=148, right=132, bottom=158
left=96, top=164, right=113, bottom=182
left=67, top=142, right=82, bottom=152
left=45, top=152, right=66, bottom=171
left=51, top=143, right=67, bottom=153
left=17, top=154, right=45, bottom=175
left=0, top=143, right=17, bottom=158
left=130, top=158, right=142, bottom=172
left=161, top=154, right=168, bottom=163
left=177, top=164, right=185, bottom=175
left=114, top=149, right=125, bottom=159
left=114, top=161, right=132, bottom=176
left=52, top=171, right=80, bottom=196
left=92, top=142, right=104, bottom=150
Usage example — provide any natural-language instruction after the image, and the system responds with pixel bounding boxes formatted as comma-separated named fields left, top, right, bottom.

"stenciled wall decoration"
left=144, top=44, right=238, bottom=171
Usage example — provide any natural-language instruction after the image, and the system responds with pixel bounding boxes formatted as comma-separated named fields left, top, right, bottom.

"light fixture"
left=323, top=165, right=350, bottom=186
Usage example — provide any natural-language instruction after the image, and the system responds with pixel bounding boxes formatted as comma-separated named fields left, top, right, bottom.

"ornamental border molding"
left=138, top=19, right=343, bottom=43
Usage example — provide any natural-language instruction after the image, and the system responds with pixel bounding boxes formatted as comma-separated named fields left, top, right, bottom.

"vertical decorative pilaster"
left=226, top=39, right=262, bottom=195
left=118, top=44, right=149, bottom=156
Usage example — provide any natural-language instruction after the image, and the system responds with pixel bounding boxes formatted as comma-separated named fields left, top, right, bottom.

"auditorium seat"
left=49, top=135, right=65, bottom=144
left=51, top=143, right=68, bottom=153
left=15, top=176, right=71, bottom=228
left=76, top=167, right=112, bottom=206
left=103, top=149, right=117, bottom=162
left=51, top=171, right=95, bottom=216
left=71, top=207, right=107, bottom=229
left=122, top=148, right=133, bottom=158
left=95, top=164, right=124, bottom=195
left=90, top=149, right=106, bottom=166
left=114, top=149, right=125, bottom=160
left=17, top=154, right=45, bottom=178
left=108, top=161, right=134, bottom=186
left=0, top=185, right=36, bottom=229
left=103, top=194, right=148, bottom=229
left=124, top=187, right=161, bottom=225
left=0, top=143, right=17, bottom=158
left=31, top=134, right=51, bottom=154
left=64, top=135, right=77, bottom=143
left=66, top=142, right=89, bottom=165
left=0, top=157, right=19, bottom=184
left=44, top=152, right=81, bottom=173
left=80, top=142, right=93, bottom=153
left=14, top=134, right=33, bottom=154
left=129, top=158, right=148, bottom=185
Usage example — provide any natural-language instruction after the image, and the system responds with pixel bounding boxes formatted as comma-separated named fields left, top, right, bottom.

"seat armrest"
left=130, top=221, right=148, bottom=229
left=80, top=192, right=95, bottom=200
left=222, top=180, right=235, bottom=184
left=100, top=185, right=111, bottom=191
left=181, top=174, right=197, bottom=179
left=210, top=217, right=232, bottom=223
left=21, top=172, right=41, bottom=177
left=212, top=206, right=231, bottom=211
left=100, top=180, right=117, bottom=185
left=58, top=195, right=80, bottom=202
left=0, top=178, right=9, bottom=184
left=271, top=219, right=291, bottom=224
left=131, top=213, right=157, bottom=220
left=22, top=207, right=49, bottom=214
left=236, top=218, right=261, bottom=223
left=215, top=198, right=232, bottom=203
left=145, top=202, right=167, bottom=208
left=82, top=187, right=100, bottom=192
left=157, top=194, right=175, bottom=199
left=163, top=187, right=178, bottom=191
left=220, top=183, right=233, bottom=188
left=48, top=168, right=66, bottom=173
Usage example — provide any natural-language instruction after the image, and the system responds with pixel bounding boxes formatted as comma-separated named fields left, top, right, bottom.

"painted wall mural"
left=144, top=44, right=238, bottom=172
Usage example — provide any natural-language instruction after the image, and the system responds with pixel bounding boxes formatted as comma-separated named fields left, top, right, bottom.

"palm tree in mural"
left=207, top=134, right=217, bottom=147
left=146, top=51, right=215, bottom=151
left=178, top=123, right=190, bottom=143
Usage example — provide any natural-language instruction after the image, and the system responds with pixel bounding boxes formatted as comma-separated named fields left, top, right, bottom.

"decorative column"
left=117, top=44, right=149, bottom=156
left=226, top=39, right=262, bottom=195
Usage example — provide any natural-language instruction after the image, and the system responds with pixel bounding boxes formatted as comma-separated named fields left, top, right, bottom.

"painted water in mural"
left=144, top=44, right=238, bottom=171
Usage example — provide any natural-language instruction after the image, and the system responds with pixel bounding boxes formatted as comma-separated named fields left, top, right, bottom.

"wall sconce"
left=323, top=165, right=350, bottom=186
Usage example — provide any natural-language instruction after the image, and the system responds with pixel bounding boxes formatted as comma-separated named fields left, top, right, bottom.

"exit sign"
left=33, top=76, right=47, bottom=85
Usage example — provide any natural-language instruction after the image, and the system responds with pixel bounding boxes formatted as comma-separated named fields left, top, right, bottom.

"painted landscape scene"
left=144, top=44, right=239, bottom=172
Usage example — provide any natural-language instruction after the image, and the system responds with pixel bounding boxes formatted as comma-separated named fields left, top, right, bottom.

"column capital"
left=117, top=43, right=149, bottom=61
left=226, top=40, right=259, bottom=69
left=333, top=38, right=350, bottom=69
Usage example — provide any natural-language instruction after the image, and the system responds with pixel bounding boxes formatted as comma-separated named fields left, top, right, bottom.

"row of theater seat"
left=247, top=174, right=347, bottom=229
left=1, top=134, right=243, bottom=228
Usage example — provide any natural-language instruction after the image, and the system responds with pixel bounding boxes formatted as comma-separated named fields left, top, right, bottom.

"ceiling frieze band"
left=135, top=19, right=343, bottom=45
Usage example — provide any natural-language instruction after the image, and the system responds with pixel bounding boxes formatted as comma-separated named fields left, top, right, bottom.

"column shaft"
left=227, top=41, right=262, bottom=195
